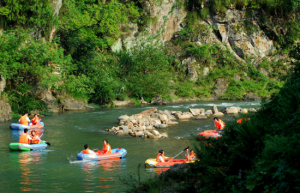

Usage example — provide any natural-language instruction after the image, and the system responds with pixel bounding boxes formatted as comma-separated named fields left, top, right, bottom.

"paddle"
left=39, top=133, right=51, bottom=146
left=167, top=146, right=189, bottom=162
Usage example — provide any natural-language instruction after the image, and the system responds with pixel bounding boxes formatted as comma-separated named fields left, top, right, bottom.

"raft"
left=145, top=158, right=196, bottom=168
left=10, top=122, right=44, bottom=130
left=77, top=148, right=127, bottom=161
left=197, top=130, right=221, bottom=140
left=9, top=141, right=47, bottom=151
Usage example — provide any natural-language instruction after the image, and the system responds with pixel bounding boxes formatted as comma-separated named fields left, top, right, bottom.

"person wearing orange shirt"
left=156, top=150, right=166, bottom=162
left=19, top=113, right=30, bottom=126
left=81, top=144, right=96, bottom=155
left=214, top=117, right=225, bottom=132
left=30, top=130, right=41, bottom=144
left=19, top=129, right=32, bottom=144
left=98, top=139, right=112, bottom=154
left=31, top=114, right=41, bottom=125
left=185, top=149, right=197, bottom=161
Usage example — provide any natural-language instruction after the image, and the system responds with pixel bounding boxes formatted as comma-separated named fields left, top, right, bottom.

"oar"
left=167, top=146, right=189, bottom=162
left=39, top=133, right=51, bottom=146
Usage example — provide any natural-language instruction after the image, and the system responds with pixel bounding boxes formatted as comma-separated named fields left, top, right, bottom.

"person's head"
left=103, top=139, right=108, bottom=145
left=24, top=112, right=28, bottom=116
left=24, top=129, right=29, bottom=133
left=84, top=144, right=89, bottom=150
left=214, top=117, right=219, bottom=121
left=34, top=114, right=37, bottom=117
left=159, top=150, right=164, bottom=155
left=31, top=130, right=36, bottom=135
left=190, top=149, right=194, bottom=154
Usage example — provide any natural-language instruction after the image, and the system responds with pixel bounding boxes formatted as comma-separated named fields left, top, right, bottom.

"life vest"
left=186, top=152, right=196, bottom=161
left=82, top=149, right=90, bottom=154
left=237, top=118, right=248, bottom=124
left=20, top=116, right=29, bottom=125
left=156, top=153, right=165, bottom=162
left=32, top=117, right=39, bottom=125
left=215, top=119, right=225, bottom=130
left=31, top=135, right=40, bottom=144
left=19, top=133, right=30, bottom=144
left=102, top=144, right=112, bottom=154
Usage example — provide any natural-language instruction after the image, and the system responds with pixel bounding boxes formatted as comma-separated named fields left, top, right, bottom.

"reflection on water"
left=18, top=151, right=45, bottom=192
left=79, top=159, right=123, bottom=192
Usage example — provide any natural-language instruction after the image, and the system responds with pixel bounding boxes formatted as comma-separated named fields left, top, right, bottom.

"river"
left=0, top=100, right=261, bottom=192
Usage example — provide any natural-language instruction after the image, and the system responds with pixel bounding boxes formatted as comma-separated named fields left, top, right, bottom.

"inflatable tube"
left=144, top=158, right=197, bottom=168
left=10, top=122, right=44, bottom=130
left=197, top=130, right=221, bottom=140
left=77, top=148, right=127, bottom=161
left=9, top=141, right=47, bottom=151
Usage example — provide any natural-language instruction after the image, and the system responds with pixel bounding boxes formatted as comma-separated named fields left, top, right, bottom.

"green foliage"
left=0, top=0, right=58, bottom=36
left=7, top=85, right=48, bottom=114
left=0, top=30, right=71, bottom=114
left=12, top=113, right=20, bottom=119
left=115, top=43, right=173, bottom=101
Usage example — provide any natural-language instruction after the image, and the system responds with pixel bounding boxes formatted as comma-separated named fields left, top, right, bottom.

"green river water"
left=0, top=101, right=261, bottom=192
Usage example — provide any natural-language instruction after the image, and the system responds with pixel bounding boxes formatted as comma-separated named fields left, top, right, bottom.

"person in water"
left=82, top=144, right=97, bottom=155
left=19, top=113, right=30, bottom=126
left=185, top=148, right=197, bottom=161
left=98, top=139, right=112, bottom=154
left=31, top=114, right=41, bottom=125
left=156, top=150, right=166, bottom=162
left=214, top=117, right=225, bottom=132
left=30, top=130, right=41, bottom=144
left=19, top=129, right=32, bottom=144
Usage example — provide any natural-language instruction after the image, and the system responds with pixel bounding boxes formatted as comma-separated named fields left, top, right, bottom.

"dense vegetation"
left=125, top=45, right=300, bottom=192
left=0, top=0, right=298, bottom=115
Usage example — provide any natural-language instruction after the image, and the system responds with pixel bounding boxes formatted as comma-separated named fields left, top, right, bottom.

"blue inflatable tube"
left=10, top=122, right=44, bottom=130
left=77, top=148, right=127, bottom=161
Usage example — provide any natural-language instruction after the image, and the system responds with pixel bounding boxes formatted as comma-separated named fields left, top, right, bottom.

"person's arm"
left=184, top=149, right=189, bottom=157
left=159, top=156, right=165, bottom=162
left=89, top=150, right=96, bottom=155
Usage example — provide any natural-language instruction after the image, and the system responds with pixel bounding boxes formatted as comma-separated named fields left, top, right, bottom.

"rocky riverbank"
left=107, top=105, right=259, bottom=139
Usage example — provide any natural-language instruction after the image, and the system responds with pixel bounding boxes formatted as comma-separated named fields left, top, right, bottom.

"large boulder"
left=240, top=108, right=248, bottom=114
left=212, top=105, right=218, bottom=114
left=61, top=98, right=94, bottom=111
left=167, top=121, right=179, bottom=125
left=189, top=108, right=200, bottom=116
left=151, top=97, right=172, bottom=105
left=119, top=126, right=129, bottom=134
left=226, top=107, right=239, bottom=114
left=153, top=124, right=167, bottom=129
left=178, top=114, right=192, bottom=119
left=249, top=108, right=257, bottom=113
left=213, top=78, right=228, bottom=97
left=151, top=130, right=160, bottom=136
left=159, top=114, right=168, bottom=124
left=112, top=100, right=135, bottom=107
left=140, top=108, right=158, bottom=116
left=0, top=75, right=6, bottom=95
left=0, top=100, right=12, bottom=122
left=213, top=112, right=224, bottom=116
left=118, top=115, right=129, bottom=122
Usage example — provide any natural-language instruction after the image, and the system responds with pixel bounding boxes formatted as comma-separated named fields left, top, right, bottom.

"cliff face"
left=117, top=0, right=294, bottom=63
left=111, top=0, right=298, bottom=100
